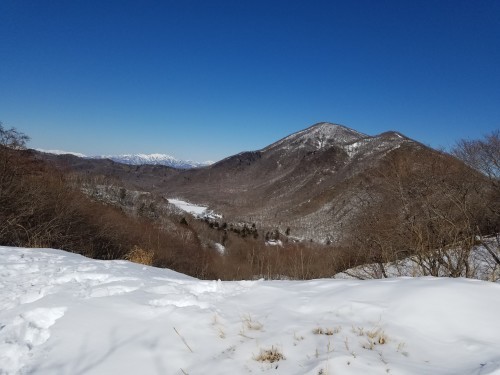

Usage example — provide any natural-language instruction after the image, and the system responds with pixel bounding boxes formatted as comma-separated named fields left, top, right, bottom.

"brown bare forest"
left=1, top=123, right=498, bottom=280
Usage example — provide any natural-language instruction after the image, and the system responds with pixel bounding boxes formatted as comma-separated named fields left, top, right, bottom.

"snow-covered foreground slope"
left=1, top=247, right=500, bottom=375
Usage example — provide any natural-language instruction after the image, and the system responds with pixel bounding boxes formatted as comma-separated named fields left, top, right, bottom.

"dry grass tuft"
left=362, top=328, right=388, bottom=350
left=254, top=346, right=285, bottom=363
left=313, top=326, right=341, bottom=336
left=242, top=314, right=263, bottom=331
left=125, top=246, right=155, bottom=266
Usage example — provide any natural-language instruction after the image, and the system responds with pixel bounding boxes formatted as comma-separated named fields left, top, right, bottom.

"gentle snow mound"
left=1, top=246, right=500, bottom=375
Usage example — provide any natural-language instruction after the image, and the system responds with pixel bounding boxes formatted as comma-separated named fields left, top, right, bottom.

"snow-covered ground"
left=168, top=199, right=209, bottom=216
left=266, top=239, right=283, bottom=246
left=214, top=243, right=226, bottom=255
left=168, top=198, right=222, bottom=219
left=1, top=246, right=500, bottom=375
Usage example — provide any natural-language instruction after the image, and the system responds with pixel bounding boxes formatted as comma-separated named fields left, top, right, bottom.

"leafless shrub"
left=342, top=145, right=497, bottom=279
left=452, top=131, right=500, bottom=270
left=452, top=130, right=499, bottom=187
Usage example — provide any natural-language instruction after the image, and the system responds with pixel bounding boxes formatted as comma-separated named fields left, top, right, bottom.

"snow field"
left=168, top=198, right=209, bottom=216
left=167, top=198, right=222, bottom=219
left=1, top=246, right=500, bottom=374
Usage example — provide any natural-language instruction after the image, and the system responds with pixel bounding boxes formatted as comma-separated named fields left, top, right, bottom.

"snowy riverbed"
left=1, top=246, right=500, bottom=375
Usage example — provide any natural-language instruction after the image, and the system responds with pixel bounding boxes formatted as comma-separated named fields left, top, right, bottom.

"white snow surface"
left=36, top=149, right=87, bottom=158
left=214, top=243, right=226, bottom=255
left=168, top=198, right=209, bottom=215
left=168, top=198, right=222, bottom=219
left=266, top=240, right=283, bottom=247
left=1, top=246, right=500, bottom=375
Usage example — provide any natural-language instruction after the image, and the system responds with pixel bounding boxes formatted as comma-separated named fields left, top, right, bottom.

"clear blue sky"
left=1, top=0, right=499, bottom=161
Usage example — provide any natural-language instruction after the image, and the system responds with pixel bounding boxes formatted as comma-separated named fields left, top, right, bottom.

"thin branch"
left=173, top=327, right=193, bottom=353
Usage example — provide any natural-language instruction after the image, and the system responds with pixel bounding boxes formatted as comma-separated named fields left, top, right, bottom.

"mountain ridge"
left=147, top=122, right=426, bottom=241
left=263, top=122, right=369, bottom=153
left=37, top=122, right=451, bottom=242
left=98, top=153, right=213, bottom=169
left=36, top=149, right=212, bottom=169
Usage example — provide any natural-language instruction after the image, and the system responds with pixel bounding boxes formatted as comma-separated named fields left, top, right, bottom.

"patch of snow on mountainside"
left=1, top=246, right=500, bottom=375
left=168, top=198, right=208, bottom=215
left=343, top=133, right=410, bottom=159
left=344, top=139, right=373, bottom=157
left=214, top=243, right=226, bottom=254
left=36, top=149, right=88, bottom=158
left=168, top=198, right=222, bottom=219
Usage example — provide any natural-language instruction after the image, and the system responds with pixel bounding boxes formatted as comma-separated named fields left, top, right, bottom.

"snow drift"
left=1, top=246, right=500, bottom=375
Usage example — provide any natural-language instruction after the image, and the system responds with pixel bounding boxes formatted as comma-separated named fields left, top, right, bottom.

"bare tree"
left=452, top=131, right=500, bottom=271
left=0, top=123, right=32, bottom=242
left=343, top=145, right=495, bottom=279
left=0, top=122, right=30, bottom=149
left=452, top=130, right=499, bottom=187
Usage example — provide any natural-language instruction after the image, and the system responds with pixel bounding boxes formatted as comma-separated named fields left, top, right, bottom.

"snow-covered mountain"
left=263, top=122, right=369, bottom=152
left=37, top=149, right=212, bottom=169
left=151, top=122, right=420, bottom=240
left=36, top=122, right=473, bottom=243
left=96, top=153, right=213, bottom=169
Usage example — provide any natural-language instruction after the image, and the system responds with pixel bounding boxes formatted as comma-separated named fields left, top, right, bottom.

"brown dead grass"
left=254, top=346, right=285, bottom=363
left=125, top=246, right=155, bottom=266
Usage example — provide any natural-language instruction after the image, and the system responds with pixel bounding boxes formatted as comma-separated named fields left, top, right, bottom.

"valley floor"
left=1, top=246, right=500, bottom=375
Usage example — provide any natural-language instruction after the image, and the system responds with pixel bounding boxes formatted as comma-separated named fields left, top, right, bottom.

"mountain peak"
left=304, top=122, right=368, bottom=139
left=264, top=122, right=368, bottom=152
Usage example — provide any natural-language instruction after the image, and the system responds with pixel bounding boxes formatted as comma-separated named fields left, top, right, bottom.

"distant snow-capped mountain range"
left=100, top=153, right=213, bottom=169
left=36, top=149, right=213, bottom=169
